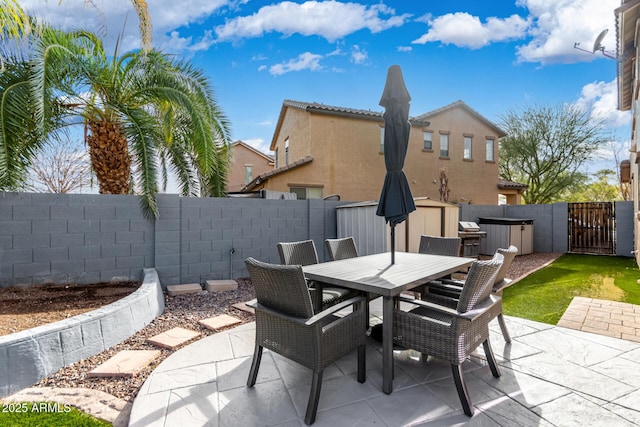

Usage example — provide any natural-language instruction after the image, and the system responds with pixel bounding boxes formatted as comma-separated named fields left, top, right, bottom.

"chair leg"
left=247, top=344, right=263, bottom=387
left=497, top=314, right=512, bottom=343
left=357, top=344, right=366, bottom=383
left=482, top=339, right=501, bottom=378
left=451, top=364, right=474, bottom=417
left=305, top=370, right=323, bottom=425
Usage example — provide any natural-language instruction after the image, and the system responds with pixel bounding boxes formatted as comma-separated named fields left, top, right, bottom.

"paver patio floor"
left=129, top=298, right=640, bottom=426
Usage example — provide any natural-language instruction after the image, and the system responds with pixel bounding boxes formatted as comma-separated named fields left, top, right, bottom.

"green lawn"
left=0, top=402, right=110, bottom=427
left=503, top=253, right=640, bottom=325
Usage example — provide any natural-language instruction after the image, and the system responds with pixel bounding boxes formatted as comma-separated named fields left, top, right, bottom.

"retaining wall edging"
left=0, top=268, right=164, bottom=398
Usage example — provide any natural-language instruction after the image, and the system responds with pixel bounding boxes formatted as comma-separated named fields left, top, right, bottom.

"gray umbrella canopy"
left=376, top=65, right=416, bottom=262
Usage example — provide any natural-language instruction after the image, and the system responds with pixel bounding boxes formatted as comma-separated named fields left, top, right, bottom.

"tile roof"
left=497, top=179, right=528, bottom=189
left=242, top=155, right=314, bottom=192
left=413, top=100, right=506, bottom=137
left=282, top=99, right=431, bottom=125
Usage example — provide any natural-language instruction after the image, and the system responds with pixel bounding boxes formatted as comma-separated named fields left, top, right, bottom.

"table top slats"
left=303, top=252, right=473, bottom=297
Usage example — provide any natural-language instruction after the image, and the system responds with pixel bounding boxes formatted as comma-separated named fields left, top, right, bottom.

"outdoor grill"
left=458, top=221, right=487, bottom=258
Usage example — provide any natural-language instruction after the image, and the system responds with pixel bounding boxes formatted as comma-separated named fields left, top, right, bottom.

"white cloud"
left=243, top=138, right=271, bottom=154
left=410, top=0, right=619, bottom=64
left=269, top=52, right=324, bottom=76
left=397, top=46, right=412, bottom=52
left=18, top=0, right=236, bottom=53
left=412, top=12, right=529, bottom=49
left=350, top=45, right=367, bottom=64
left=515, top=0, right=618, bottom=64
left=214, top=1, right=410, bottom=43
left=574, top=80, right=631, bottom=128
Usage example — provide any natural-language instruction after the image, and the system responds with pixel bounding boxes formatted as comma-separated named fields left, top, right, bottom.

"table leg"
left=382, top=295, right=393, bottom=394
left=314, top=282, right=324, bottom=313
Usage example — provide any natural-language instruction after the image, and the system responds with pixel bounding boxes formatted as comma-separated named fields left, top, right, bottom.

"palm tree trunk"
left=86, top=119, right=131, bottom=194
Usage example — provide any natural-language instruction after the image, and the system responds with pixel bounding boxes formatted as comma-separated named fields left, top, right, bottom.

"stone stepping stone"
left=88, top=350, right=160, bottom=378
left=167, top=283, right=202, bottom=296
left=199, top=314, right=242, bottom=331
left=232, top=300, right=255, bottom=314
left=205, top=279, right=238, bottom=292
left=147, top=327, right=201, bottom=350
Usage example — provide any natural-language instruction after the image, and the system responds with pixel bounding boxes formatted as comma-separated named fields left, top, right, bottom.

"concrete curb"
left=0, top=268, right=164, bottom=398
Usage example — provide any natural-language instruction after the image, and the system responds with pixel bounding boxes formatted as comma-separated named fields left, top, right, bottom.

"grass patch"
left=0, top=402, right=110, bottom=426
left=503, top=254, right=640, bottom=325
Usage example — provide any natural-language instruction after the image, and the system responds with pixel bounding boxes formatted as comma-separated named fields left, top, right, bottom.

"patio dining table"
left=302, top=251, right=473, bottom=394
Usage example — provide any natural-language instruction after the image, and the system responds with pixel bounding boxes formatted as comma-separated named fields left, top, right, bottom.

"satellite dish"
left=573, top=29, right=617, bottom=60
left=592, top=29, right=608, bottom=53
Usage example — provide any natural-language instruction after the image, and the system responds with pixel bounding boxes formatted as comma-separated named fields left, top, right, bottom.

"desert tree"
left=25, top=135, right=93, bottom=193
left=499, top=103, right=607, bottom=204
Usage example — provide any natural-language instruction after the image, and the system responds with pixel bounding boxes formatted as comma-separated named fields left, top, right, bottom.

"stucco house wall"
left=227, top=141, right=273, bottom=193
left=256, top=99, right=513, bottom=204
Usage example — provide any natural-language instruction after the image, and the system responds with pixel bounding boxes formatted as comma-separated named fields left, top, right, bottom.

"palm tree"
left=0, top=24, right=231, bottom=218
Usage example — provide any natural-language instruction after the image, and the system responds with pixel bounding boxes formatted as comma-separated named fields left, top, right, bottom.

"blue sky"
left=19, top=0, right=629, bottom=174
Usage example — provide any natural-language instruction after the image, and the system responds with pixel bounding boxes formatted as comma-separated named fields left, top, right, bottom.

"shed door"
left=568, top=202, right=615, bottom=255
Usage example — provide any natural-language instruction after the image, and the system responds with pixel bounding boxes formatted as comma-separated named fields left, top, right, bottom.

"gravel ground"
left=32, top=252, right=562, bottom=404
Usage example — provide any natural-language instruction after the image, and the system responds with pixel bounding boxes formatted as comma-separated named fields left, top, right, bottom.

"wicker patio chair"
left=278, top=240, right=358, bottom=312
left=325, top=237, right=359, bottom=261
left=325, top=237, right=379, bottom=328
left=412, top=235, right=462, bottom=298
left=422, top=246, right=518, bottom=342
left=245, top=257, right=367, bottom=425
left=418, top=235, right=462, bottom=257
left=393, top=253, right=504, bottom=416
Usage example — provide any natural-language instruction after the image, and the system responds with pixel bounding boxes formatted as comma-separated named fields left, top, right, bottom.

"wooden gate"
left=568, top=202, right=615, bottom=254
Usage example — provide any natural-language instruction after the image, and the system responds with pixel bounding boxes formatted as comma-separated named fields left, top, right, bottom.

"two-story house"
left=616, top=0, right=640, bottom=265
left=242, top=99, right=525, bottom=204
left=227, top=140, right=274, bottom=193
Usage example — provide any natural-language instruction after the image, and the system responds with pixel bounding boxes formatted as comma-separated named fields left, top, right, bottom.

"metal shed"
left=478, top=217, right=534, bottom=255
left=336, top=198, right=459, bottom=256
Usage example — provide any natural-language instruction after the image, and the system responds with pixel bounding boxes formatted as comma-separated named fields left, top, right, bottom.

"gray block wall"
left=0, top=192, right=155, bottom=287
left=462, top=202, right=632, bottom=256
left=0, top=192, right=348, bottom=288
left=462, top=203, right=569, bottom=254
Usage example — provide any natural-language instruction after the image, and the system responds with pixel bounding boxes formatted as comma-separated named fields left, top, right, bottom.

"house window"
left=244, top=165, right=253, bottom=183
left=285, top=138, right=290, bottom=166
left=380, top=127, right=385, bottom=153
left=423, top=131, right=433, bottom=150
left=486, top=138, right=495, bottom=161
left=440, top=133, right=449, bottom=158
left=290, top=186, right=323, bottom=200
left=464, top=136, right=472, bottom=160
left=274, top=148, right=279, bottom=168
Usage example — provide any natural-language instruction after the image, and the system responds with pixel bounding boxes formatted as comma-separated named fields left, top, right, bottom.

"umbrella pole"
left=391, top=224, right=395, bottom=264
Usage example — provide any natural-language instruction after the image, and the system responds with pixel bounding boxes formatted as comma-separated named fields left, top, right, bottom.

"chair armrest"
left=395, top=295, right=459, bottom=316
left=456, top=295, right=501, bottom=321
left=248, top=296, right=367, bottom=327
left=306, top=295, right=366, bottom=326
left=492, top=278, right=513, bottom=294
left=395, top=295, right=501, bottom=321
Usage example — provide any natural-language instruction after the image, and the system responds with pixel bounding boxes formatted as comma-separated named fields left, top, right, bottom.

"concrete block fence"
left=460, top=201, right=633, bottom=257
left=0, top=192, right=346, bottom=288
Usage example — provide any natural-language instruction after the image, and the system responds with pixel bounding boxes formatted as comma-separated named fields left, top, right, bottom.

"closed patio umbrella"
left=376, top=65, right=415, bottom=264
